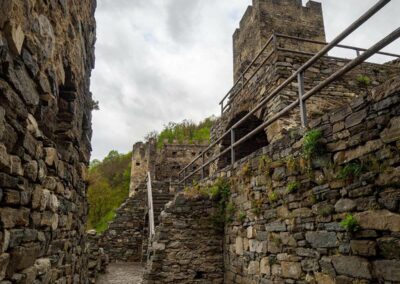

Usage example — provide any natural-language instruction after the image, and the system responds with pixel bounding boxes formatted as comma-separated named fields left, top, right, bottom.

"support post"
left=221, top=102, right=224, bottom=115
left=297, top=72, right=308, bottom=128
left=231, top=129, right=235, bottom=166
left=201, top=153, right=205, bottom=179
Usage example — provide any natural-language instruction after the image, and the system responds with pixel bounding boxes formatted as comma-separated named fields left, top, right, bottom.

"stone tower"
left=233, top=0, right=325, bottom=80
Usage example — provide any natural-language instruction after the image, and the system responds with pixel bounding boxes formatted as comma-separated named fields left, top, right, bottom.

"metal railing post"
left=273, top=32, right=278, bottom=51
left=201, top=153, right=205, bottom=179
left=231, top=129, right=235, bottom=166
left=220, top=102, right=224, bottom=115
left=297, top=72, right=308, bottom=128
left=183, top=168, right=186, bottom=187
left=356, top=50, right=361, bottom=57
left=146, top=172, right=155, bottom=241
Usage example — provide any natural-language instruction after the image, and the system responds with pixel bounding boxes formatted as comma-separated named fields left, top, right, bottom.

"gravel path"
left=97, top=262, right=144, bottom=284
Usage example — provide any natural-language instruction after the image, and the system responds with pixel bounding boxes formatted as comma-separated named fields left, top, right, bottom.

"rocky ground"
left=97, top=263, right=144, bottom=284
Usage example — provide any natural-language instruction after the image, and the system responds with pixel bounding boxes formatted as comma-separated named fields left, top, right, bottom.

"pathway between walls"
left=97, top=263, right=144, bottom=284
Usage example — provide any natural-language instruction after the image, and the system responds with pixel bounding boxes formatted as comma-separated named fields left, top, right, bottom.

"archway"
left=218, top=112, right=268, bottom=169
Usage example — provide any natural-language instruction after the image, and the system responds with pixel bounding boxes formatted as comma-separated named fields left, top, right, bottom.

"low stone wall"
left=143, top=193, right=225, bottom=284
left=87, top=231, right=109, bottom=283
left=99, top=189, right=147, bottom=263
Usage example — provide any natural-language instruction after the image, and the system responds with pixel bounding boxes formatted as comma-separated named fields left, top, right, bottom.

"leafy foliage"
left=340, top=214, right=360, bottom=232
left=146, top=116, right=216, bottom=149
left=287, top=181, right=300, bottom=193
left=337, top=161, right=364, bottom=180
left=356, top=75, right=371, bottom=87
left=87, top=150, right=132, bottom=232
left=302, top=129, right=324, bottom=159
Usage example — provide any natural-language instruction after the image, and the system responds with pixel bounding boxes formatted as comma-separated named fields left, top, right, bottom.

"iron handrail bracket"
left=179, top=0, right=398, bottom=185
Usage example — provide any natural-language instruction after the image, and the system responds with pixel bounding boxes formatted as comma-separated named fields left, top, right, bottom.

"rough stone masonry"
left=0, top=0, right=96, bottom=283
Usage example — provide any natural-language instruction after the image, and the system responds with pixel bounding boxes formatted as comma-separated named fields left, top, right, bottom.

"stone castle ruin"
left=1, top=0, right=400, bottom=283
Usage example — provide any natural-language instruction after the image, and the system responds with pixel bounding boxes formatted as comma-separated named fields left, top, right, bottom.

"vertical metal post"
left=273, top=32, right=278, bottom=51
left=297, top=72, right=308, bottom=128
left=183, top=168, right=186, bottom=187
left=241, top=75, right=244, bottom=92
left=221, top=102, right=224, bottom=115
left=356, top=49, right=361, bottom=57
left=146, top=172, right=155, bottom=240
left=201, top=152, right=205, bottom=179
left=231, top=129, right=235, bottom=166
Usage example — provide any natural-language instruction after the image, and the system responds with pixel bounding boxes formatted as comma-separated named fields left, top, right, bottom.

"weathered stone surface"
left=355, top=210, right=400, bottom=232
left=332, top=256, right=371, bottom=279
left=377, top=237, right=400, bottom=259
left=0, top=253, right=9, bottom=281
left=381, top=116, right=400, bottom=143
left=305, top=231, right=338, bottom=248
left=281, top=261, right=302, bottom=279
left=373, top=260, right=400, bottom=281
left=4, top=22, right=24, bottom=55
left=334, top=199, right=356, bottom=213
left=350, top=240, right=376, bottom=256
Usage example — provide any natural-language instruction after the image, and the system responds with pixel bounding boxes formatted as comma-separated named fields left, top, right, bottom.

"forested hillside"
left=88, top=117, right=216, bottom=232
left=87, top=151, right=132, bottom=232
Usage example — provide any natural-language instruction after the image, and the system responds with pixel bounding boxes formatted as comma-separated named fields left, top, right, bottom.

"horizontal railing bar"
left=302, top=27, right=400, bottom=101
left=277, top=48, right=357, bottom=61
left=179, top=0, right=391, bottom=184
left=232, top=27, right=400, bottom=151
left=276, top=33, right=400, bottom=58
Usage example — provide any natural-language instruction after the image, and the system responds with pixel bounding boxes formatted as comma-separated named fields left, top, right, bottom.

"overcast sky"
left=90, top=0, right=400, bottom=160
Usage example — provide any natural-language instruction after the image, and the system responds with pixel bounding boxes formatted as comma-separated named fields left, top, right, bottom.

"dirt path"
left=97, top=262, right=144, bottom=284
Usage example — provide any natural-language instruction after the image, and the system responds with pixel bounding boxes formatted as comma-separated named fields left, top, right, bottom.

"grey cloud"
left=91, top=0, right=399, bottom=160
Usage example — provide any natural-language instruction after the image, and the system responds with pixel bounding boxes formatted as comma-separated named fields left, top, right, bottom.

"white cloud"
left=91, top=0, right=400, bottom=160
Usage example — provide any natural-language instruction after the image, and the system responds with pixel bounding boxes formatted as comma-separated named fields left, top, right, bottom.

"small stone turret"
left=233, top=0, right=325, bottom=80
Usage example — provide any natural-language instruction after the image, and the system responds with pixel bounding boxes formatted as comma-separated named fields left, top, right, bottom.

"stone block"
left=334, top=199, right=356, bottom=213
left=373, top=260, right=400, bottom=282
left=331, top=256, right=371, bottom=279
left=247, top=261, right=259, bottom=275
left=235, top=237, right=243, bottom=255
left=260, top=257, right=270, bottom=276
left=0, top=208, right=29, bottom=229
left=377, top=237, right=400, bottom=259
left=4, top=22, right=24, bottom=55
left=350, top=240, right=376, bottom=256
left=355, top=210, right=400, bottom=232
left=281, top=261, right=302, bottom=279
left=345, top=109, right=367, bottom=128
left=0, top=253, right=9, bottom=281
left=381, top=116, right=400, bottom=143
left=305, top=231, right=338, bottom=248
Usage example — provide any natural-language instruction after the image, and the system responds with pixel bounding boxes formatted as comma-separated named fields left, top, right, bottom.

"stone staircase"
left=152, top=191, right=175, bottom=225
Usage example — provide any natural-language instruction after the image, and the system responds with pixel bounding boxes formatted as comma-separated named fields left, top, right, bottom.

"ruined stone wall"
left=86, top=231, right=108, bottom=283
left=0, top=0, right=96, bottom=283
left=220, top=77, right=400, bottom=283
left=233, top=0, right=325, bottom=80
left=143, top=193, right=224, bottom=284
left=99, top=187, right=147, bottom=263
left=155, top=142, right=208, bottom=182
left=147, top=76, right=400, bottom=283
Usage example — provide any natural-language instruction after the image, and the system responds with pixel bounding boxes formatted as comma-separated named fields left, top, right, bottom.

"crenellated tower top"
left=233, top=0, right=325, bottom=80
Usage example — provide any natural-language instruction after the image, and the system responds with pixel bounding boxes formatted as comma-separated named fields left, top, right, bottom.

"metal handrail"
left=179, top=0, right=399, bottom=185
left=146, top=172, right=155, bottom=239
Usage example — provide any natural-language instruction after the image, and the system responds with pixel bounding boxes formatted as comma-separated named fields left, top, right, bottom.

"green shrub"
left=302, top=129, right=324, bottom=159
left=251, top=199, right=263, bottom=216
left=287, top=181, right=300, bottom=193
left=268, top=191, right=278, bottom=203
left=145, top=117, right=216, bottom=149
left=337, top=161, right=364, bottom=180
left=356, top=75, right=371, bottom=87
left=340, top=214, right=360, bottom=232
left=238, top=211, right=247, bottom=222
